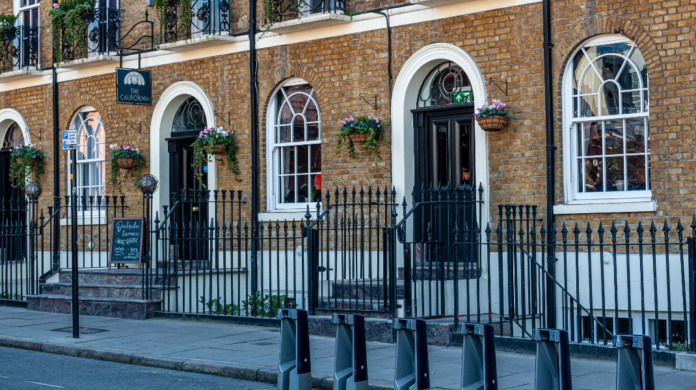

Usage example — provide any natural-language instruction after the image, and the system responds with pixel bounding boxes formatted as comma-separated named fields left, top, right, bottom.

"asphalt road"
left=0, top=346, right=277, bottom=390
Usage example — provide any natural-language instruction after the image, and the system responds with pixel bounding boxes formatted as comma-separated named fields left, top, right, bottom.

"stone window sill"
left=264, top=13, right=351, bottom=34
left=259, top=211, right=317, bottom=222
left=553, top=201, right=657, bottom=215
left=60, top=215, right=107, bottom=226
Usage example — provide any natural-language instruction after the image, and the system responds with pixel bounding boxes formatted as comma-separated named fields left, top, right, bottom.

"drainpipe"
left=249, top=0, right=259, bottom=296
left=376, top=11, right=392, bottom=103
left=543, top=0, right=556, bottom=328
left=51, top=62, right=60, bottom=274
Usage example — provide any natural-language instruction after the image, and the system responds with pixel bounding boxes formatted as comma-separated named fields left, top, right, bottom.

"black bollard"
left=532, top=328, right=572, bottom=390
left=393, top=318, right=430, bottom=390
left=278, top=308, right=312, bottom=390
left=614, top=334, right=655, bottom=390
left=332, top=314, right=368, bottom=390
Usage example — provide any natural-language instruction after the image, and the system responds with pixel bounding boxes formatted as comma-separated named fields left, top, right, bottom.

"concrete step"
left=330, top=280, right=405, bottom=300
left=59, top=269, right=153, bottom=285
left=40, top=283, right=162, bottom=300
left=26, top=294, right=161, bottom=320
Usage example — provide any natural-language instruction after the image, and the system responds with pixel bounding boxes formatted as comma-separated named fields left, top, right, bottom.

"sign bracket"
left=359, top=93, right=377, bottom=110
left=489, top=77, right=508, bottom=96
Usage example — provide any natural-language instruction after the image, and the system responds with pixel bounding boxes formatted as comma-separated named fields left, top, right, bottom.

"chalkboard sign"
left=109, top=218, right=145, bottom=267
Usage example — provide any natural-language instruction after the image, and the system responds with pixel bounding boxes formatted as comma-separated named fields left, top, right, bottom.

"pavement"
left=2, top=307, right=696, bottom=389
left=0, top=346, right=277, bottom=390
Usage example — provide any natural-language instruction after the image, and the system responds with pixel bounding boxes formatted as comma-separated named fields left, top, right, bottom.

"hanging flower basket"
left=115, top=157, right=137, bottom=170
left=80, top=9, right=95, bottom=23
left=10, top=145, right=44, bottom=190
left=347, top=132, right=369, bottom=144
left=15, top=157, right=36, bottom=166
left=474, top=99, right=510, bottom=132
left=2, top=28, right=16, bottom=41
left=476, top=115, right=508, bottom=131
left=203, top=144, right=227, bottom=155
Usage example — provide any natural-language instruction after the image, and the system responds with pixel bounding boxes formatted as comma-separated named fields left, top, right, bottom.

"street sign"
left=116, top=68, right=152, bottom=105
left=62, top=129, right=77, bottom=150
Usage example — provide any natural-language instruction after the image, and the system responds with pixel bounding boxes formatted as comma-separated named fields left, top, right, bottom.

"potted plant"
left=607, top=159, right=624, bottom=191
left=474, top=99, right=510, bottom=131
left=109, top=144, right=145, bottom=193
left=335, top=115, right=386, bottom=161
left=0, top=14, right=18, bottom=41
left=191, top=126, right=240, bottom=188
left=9, top=144, right=44, bottom=190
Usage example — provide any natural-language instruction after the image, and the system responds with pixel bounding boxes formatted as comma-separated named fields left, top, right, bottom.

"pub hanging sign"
left=116, top=68, right=152, bottom=105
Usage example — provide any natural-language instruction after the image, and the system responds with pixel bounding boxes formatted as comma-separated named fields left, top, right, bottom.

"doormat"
left=51, top=327, right=110, bottom=334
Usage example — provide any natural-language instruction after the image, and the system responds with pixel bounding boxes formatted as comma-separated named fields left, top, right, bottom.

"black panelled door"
left=168, top=137, right=209, bottom=264
left=0, top=150, right=26, bottom=262
left=412, top=105, right=478, bottom=276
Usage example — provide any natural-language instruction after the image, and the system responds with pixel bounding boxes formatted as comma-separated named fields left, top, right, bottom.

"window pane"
left=582, top=122, right=602, bottom=157
left=306, top=101, right=318, bottom=122
left=310, top=174, right=321, bottom=202
left=596, top=54, right=624, bottom=82
left=293, top=115, right=305, bottom=142
left=279, top=104, right=293, bottom=125
left=605, top=120, right=623, bottom=155
left=579, top=66, right=602, bottom=95
left=297, top=145, right=308, bottom=173
left=297, top=175, right=309, bottom=203
left=277, top=125, right=291, bottom=143
left=578, top=159, right=584, bottom=193
left=629, top=47, right=648, bottom=90
left=579, top=95, right=599, bottom=117
left=572, top=51, right=591, bottom=91
left=281, top=176, right=295, bottom=203
left=307, top=122, right=319, bottom=141
left=627, top=155, right=647, bottom=191
left=584, top=158, right=603, bottom=192
left=600, top=82, right=620, bottom=116
left=626, top=119, right=645, bottom=154
left=621, top=91, right=641, bottom=114
left=289, top=93, right=308, bottom=117
left=606, top=156, right=624, bottom=192
left=282, top=147, right=295, bottom=174
left=310, top=145, right=321, bottom=173
left=617, top=63, right=642, bottom=90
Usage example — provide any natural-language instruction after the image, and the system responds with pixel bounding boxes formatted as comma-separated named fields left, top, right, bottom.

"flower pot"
left=615, top=180, right=625, bottom=191
left=203, top=144, right=227, bottom=155
left=116, top=157, right=137, bottom=170
left=2, top=28, right=16, bottom=41
left=15, top=158, right=35, bottom=166
left=348, top=132, right=368, bottom=144
left=476, top=115, right=508, bottom=131
left=81, top=9, right=95, bottom=23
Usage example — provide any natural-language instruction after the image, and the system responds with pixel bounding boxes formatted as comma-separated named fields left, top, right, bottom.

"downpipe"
left=543, top=0, right=556, bottom=328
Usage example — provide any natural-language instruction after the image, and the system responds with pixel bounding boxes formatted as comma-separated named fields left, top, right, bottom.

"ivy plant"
left=0, top=13, right=18, bottom=32
left=191, top=126, right=240, bottom=188
left=335, top=115, right=387, bottom=161
left=260, top=0, right=309, bottom=37
left=9, top=144, right=44, bottom=190
left=109, top=144, right=146, bottom=194
left=49, top=0, right=96, bottom=65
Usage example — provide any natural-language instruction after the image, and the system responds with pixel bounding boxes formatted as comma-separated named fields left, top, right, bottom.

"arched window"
left=2, top=122, right=24, bottom=149
left=70, top=107, right=105, bottom=210
left=564, top=35, right=650, bottom=204
left=172, top=97, right=207, bottom=132
left=417, top=62, right=473, bottom=108
left=267, top=79, right=321, bottom=210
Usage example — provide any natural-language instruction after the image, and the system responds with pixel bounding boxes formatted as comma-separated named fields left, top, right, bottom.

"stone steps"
left=26, top=269, right=163, bottom=320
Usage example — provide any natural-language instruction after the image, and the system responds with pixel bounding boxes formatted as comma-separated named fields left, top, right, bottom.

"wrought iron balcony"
left=59, top=7, right=121, bottom=64
left=265, top=0, right=346, bottom=24
left=159, top=0, right=234, bottom=44
left=0, top=26, right=39, bottom=74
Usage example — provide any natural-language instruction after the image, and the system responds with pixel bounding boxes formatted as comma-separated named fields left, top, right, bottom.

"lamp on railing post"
left=138, top=174, right=158, bottom=300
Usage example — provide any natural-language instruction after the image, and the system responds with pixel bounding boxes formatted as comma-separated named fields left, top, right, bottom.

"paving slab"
left=2, top=306, right=696, bottom=389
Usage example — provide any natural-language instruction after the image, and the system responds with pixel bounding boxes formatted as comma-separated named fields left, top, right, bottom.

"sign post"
left=69, top=145, right=79, bottom=338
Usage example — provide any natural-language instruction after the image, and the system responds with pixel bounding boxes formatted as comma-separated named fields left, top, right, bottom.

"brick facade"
left=0, top=0, right=694, bottom=230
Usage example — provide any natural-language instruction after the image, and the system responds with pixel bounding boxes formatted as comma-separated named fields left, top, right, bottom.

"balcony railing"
left=160, top=0, right=233, bottom=44
left=60, top=7, right=121, bottom=63
left=265, top=0, right=346, bottom=24
left=0, top=26, right=39, bottom=74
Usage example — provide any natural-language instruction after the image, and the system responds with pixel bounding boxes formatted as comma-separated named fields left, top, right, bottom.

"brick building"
left=0, top=0, right=694, bottom=344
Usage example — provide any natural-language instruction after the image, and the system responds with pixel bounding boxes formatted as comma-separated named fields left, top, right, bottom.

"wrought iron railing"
left=159, top=0, right=233, bottom=44
left=60, top=7, right=121, bottom=63
left=0, top=26, right=39, bottom=74
left=265, top=0, right=346, bottom=24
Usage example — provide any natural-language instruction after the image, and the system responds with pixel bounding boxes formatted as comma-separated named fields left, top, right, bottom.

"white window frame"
left=67, top=106, right=106, bottom=217
left=265, top=77, right=322, bottom=213
left=15, top=0, right=40, bottom=70
left=562, top=34, right=652, bottom=206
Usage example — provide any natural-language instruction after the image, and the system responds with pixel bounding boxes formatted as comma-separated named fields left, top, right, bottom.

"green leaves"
left=191, top=127, right=241, bottom=189
left=9, top=146, right=44, bottom=190
left=335, top=115, right=387, bottom=161
left=109, top=148, right=146, bottom=194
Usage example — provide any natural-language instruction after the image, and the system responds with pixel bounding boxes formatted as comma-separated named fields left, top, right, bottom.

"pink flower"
left=53, top=3, right=59, bottom=7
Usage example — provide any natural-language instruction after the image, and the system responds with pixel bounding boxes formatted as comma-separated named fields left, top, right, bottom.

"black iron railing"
left=0, top=26, right=39, bottom=74
left=159, top=0, right=233, bottom=44
left=60, top=7, right=121, bottom=62
left=265, top=0, right=346, bottom=24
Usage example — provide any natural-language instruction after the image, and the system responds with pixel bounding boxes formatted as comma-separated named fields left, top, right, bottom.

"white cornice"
left=0, top=0, right=540, bottom=92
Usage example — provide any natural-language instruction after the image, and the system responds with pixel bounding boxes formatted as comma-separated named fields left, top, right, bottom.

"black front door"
left=412, top=105, right=478, bottom=275
left=168, top=137, right=209, bottom=266
left=0, top=151, right=26, bottom=263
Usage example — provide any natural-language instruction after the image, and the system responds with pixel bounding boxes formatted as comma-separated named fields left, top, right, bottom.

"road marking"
left=26, top=381, right=64, bottom=388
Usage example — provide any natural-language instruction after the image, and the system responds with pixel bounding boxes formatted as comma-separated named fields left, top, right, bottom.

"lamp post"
left=25, top=182, right=41, bottom=296
left=138, top=174, right=158, bottom=299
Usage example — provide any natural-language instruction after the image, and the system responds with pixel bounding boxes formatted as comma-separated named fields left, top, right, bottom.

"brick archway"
left=59, top=93, right=112, bottom=132
left=553, top=15, right=664, bottom=81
